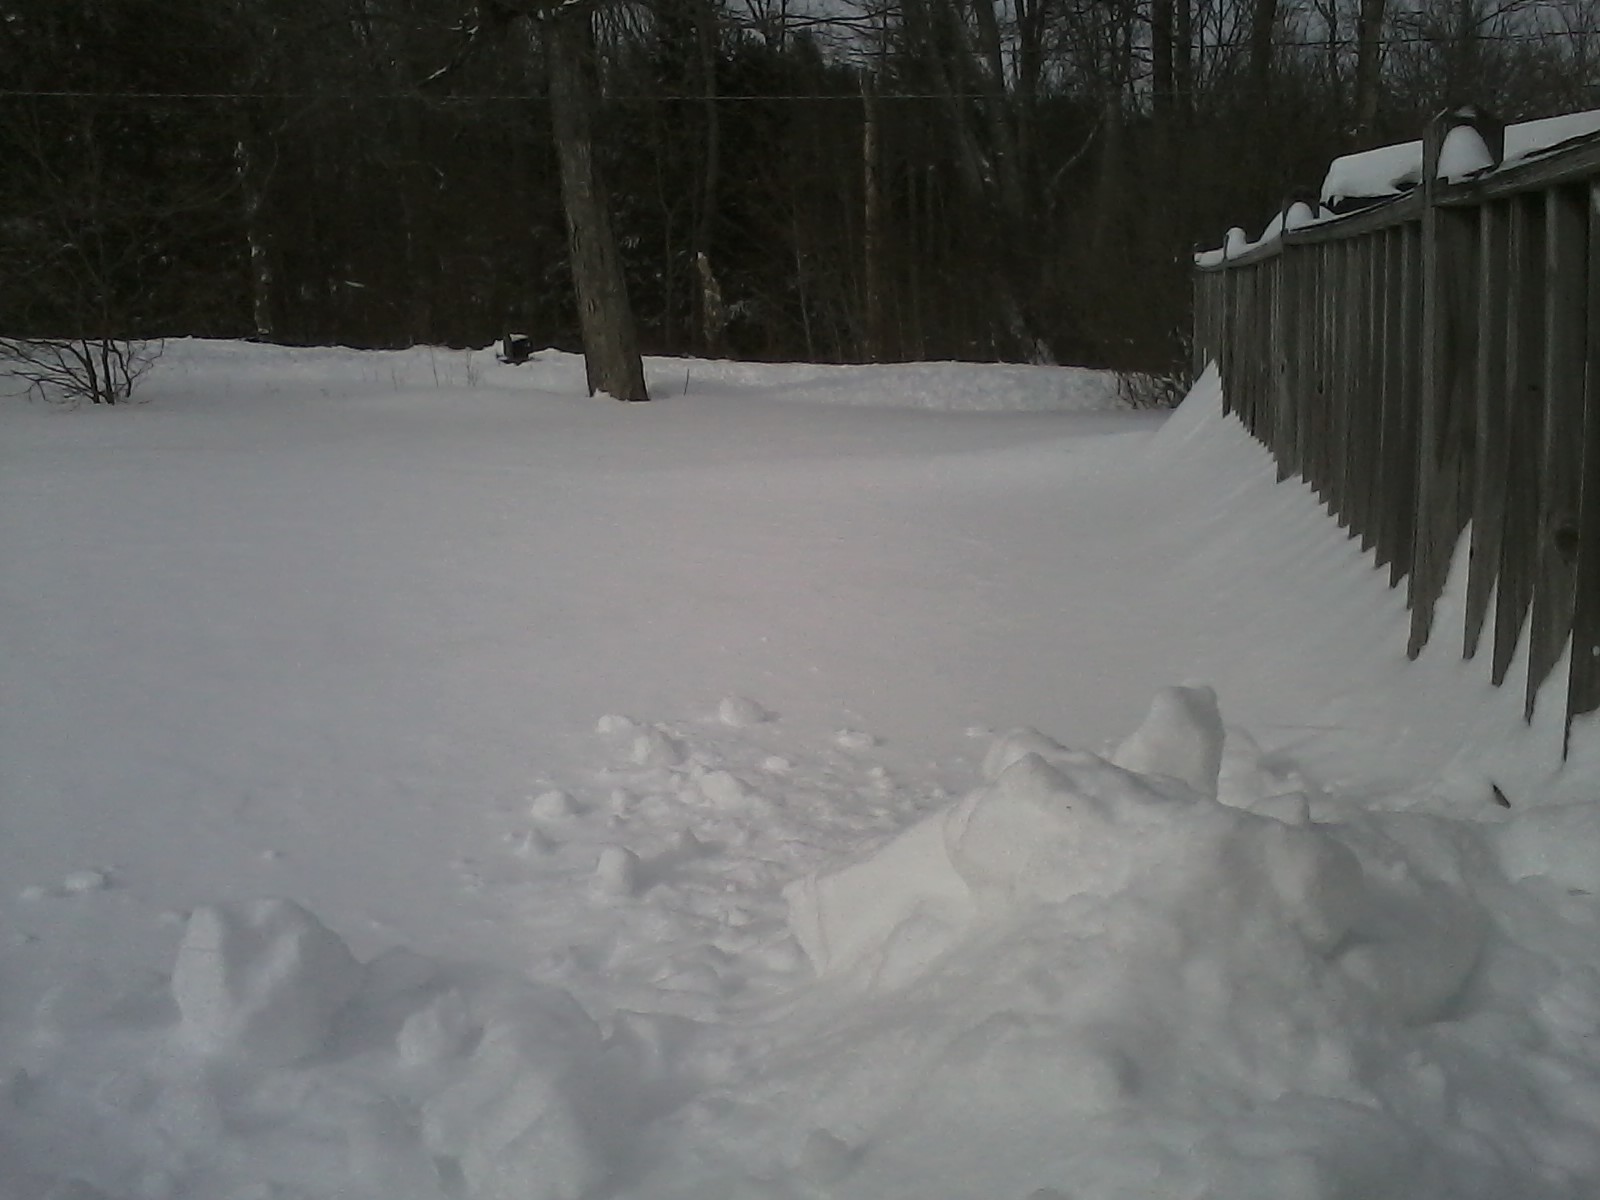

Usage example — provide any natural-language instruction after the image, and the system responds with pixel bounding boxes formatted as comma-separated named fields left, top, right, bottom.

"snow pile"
left=667, top=691, right=1600, bottom=1200
left=172, top=899, right=363, bottom=1063
left=3, top=899, right=625, bottom=1200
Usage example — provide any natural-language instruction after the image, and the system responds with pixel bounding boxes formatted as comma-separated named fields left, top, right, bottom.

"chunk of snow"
left=530, top=789, right=576, bottom=820
left=981, top=727, right=1076, bottom=781
left=631, top=728, right=684, bottom=767
left=1256, top=819, right=1366, bottom=954
left=1493, top=802, right=1600, bottom=893
left=396, top=987, right=476, bottom=1066
left=1284, top=200, right=1319, bottom=231
left=1322, top=139, right=1422, bottom=207
left=593, top=846, right=641, bottom=897
left=1111, top=684, right=1225, bottom=798
left=1252, top=791, right=1311, bottom=825
left=171, top=899, right=363, bottom=1064
left=698, top=769, right=752, bottom=808
left=784, top=806, right=976, bottom=982
left=1335, top=875, right=1483, bottom=1023
left=1437, top=125, right=1495, bottom=180
left=717, top=696, right=770, bottom=727
left=60, top=870, right=110, bottom=894
left=1223, top=227, right=1250, bottom=259
left=595, top=714, right=637, bottom=735
left=834, top=729, right=878, bottom=751
left=419, top=1005, right=609, bottom=1200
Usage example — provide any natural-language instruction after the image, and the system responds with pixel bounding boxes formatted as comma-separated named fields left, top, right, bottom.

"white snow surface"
left=3, top=342, right=1599, bottom=1200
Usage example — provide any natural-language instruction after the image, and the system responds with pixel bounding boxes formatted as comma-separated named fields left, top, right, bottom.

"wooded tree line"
left=1, top=0, right=1595, bottom=381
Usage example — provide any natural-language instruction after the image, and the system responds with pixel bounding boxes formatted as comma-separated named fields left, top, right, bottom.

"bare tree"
left=0, top=102, right=177, bottom=404
left=439, top=0, right=650, bottom=398
left=1352, top=0, right=1390, bottom=139
left=542, top=4, right=650, bottom=398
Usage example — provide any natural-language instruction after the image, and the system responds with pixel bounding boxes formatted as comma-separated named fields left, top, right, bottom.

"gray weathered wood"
left=1392, top=223, right=1423, bottom=588
left=1192, top=114, right=1600, bottom=756
left=1332, top=241, right=1355, bottom=527
left=1493, top=193, right=1547, bottom=686
left=1567, top=181, right=1600, bottom=743
left=1525, top=184, right=1588, bottom=719
left=1312, top=244, right=1332, bottom=502
left=1374, top=227, right=1402, bottom=572
left=1465, top=201, right=1511, bottom=660
left=1355, top=234, right=1383, bottom=550
left=1410, top=109, right=1481, bottom=658
left=1272, top=250, right=1298, bottom=479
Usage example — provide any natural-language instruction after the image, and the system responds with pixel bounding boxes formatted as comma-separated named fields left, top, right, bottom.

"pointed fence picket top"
left=1192, top=105, right=1600, bottom=757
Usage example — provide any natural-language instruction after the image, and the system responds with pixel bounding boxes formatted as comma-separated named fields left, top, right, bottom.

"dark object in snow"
left=1491, top=783, right=1511, bottom=809
left=499, top=333, right=534, bottom=365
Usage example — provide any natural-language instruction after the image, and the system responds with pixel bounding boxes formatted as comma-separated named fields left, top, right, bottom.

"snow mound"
left=735, top=690, right=1600, bottom=1199
left=4, top=907, right=629, bottom=1200
left=1493, top=802, right=1600, bottom=894
left=785, top=701, right=1368, bottom=990
left=668, top=357, right=1124, bottom=412
left=173, top=898, right=362, bottom=1063
left=1110, top=683, right=1225, bottom=797
left=139, top=341, right=1124, bottom=414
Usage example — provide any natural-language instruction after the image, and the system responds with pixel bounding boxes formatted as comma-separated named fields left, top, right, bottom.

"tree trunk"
left=861, top=72, right=884, bottom=362
left=234, top=120, right=275, bottom=341
left=1173, top=0, right=1193, bottom=117
left=693, top=0, right=721, bottom=355
left=1353, top=0, right=1388, bottom=140
left=545, top=10, right=649, bottom=401
left=1248, top=0, right=1279, bottom=104
left=1152, top=0, right=1175, bottom=126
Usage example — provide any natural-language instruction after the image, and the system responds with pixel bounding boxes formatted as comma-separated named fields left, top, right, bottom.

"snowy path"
left=1, top=344, right=1596, bottom=1200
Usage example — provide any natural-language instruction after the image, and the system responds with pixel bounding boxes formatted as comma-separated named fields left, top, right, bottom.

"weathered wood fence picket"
left=1193, top=108, right=1600, bottom=752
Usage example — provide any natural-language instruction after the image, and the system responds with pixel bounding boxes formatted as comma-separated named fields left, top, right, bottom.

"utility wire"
left=1, top=23, right=1594, bottom=104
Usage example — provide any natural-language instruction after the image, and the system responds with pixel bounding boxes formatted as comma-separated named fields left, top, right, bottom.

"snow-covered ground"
left=1, top=342, right=1596, bottom=1200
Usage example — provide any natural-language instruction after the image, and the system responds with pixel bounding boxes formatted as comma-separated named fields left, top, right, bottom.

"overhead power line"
left=0, top=24, right=1594, bottom=105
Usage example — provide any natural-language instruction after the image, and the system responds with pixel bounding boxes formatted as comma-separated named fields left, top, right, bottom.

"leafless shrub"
left=1117, top=367, right=1192, bottom=409
left=0, top=335, right=161, bottom=406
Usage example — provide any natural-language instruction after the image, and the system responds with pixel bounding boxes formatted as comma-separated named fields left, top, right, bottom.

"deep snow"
left=1, top=343, right=1597, bottom=1200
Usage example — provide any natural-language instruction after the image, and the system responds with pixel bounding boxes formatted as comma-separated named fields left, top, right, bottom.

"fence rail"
left=1193, top=108, right=1600, bottom=752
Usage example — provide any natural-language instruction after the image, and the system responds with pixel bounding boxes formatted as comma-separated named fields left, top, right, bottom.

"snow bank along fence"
left=1192, top=107, right=1600, bottom=751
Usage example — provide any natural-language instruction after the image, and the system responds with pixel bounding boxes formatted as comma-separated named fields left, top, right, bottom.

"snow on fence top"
left=1321, top=109, right=1600, bottom=210
left=1195, top=106, right=1600, bottom=263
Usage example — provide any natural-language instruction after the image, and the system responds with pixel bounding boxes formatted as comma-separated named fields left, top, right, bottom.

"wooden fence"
left=1193, top=108, right=1600, bottom=752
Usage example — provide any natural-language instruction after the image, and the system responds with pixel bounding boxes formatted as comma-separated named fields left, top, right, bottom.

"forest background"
left=2, top=0, right=1596, bottom=387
